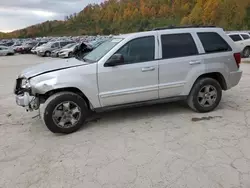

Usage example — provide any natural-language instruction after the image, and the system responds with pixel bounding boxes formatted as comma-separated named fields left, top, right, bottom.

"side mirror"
left=105, top=54, right=124, bottom=67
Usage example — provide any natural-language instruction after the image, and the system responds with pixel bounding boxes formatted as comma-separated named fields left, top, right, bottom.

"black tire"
left=68, top=52, right=73, bottom=58
left=40, top=92, right=89, bottom=134
left=187, top=78, right=222, bottom=113
left=45, top=51, right=51, bottom=57
left=243, top=47, right=250, bottom=58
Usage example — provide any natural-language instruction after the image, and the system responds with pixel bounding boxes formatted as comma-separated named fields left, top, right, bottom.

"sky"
left=0, top=0, right=102, bottom=32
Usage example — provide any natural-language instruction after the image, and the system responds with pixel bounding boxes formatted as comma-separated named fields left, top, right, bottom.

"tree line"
left=2, top=0, right=250, bottom=39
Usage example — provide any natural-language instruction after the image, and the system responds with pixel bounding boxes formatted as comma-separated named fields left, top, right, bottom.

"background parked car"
left=51, top=43, right=76, bottom=57
left=73, top=42, right=94, bottom=60
left=3, top=42, right=14, bottom=47
left=87, top=39, right=108, bottom=49
left=31, top=41, right=48, bottom=54
left=228, top=32, right=250, bottom=57
left=15, top=42, right=38, bottom=54
left=36, top=41, right=75, bottom=57
left=0, top=46, right=15, bottom=56
left=58, top=43, right=78, bottom=58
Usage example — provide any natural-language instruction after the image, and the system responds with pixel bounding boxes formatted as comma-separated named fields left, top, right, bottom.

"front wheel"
left=187, top=78, right=222, bottom=113
left=40, top=92, right=89, bottom=134
left=68, top=52, right=73, bottom=58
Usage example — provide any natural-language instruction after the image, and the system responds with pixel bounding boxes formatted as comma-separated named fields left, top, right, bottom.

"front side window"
left=161, top=33, right=198, bottom=59
left=198, top=32, right=232, bottom=53
left=229, top=34, right=242, bottom=42
left=116, top=36, right=155, bottom=64
left=241, top=34, right=250, bottom=40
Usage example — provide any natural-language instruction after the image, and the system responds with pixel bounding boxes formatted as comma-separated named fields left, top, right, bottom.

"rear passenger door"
left=158, top=32, right=203, bottom=98
left=197, top=32, right=234, bottom=81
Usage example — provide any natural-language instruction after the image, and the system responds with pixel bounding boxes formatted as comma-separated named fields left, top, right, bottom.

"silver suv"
left=14, top=26, right=242, bottom=133
left=36, top=41, right=75, bottom=57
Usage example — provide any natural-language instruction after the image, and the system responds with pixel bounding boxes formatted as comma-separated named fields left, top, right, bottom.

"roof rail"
left=152, top=25, right=217, bottom=31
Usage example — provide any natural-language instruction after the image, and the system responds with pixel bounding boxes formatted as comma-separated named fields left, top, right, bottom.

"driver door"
left=98, top=35, right=159, bottom=107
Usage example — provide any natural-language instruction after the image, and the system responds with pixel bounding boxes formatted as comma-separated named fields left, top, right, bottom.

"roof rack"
left=152, top=25, right=217, bottom=31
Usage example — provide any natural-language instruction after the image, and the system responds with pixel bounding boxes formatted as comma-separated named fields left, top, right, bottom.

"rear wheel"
left=243, top=47, right=250, bottom=58
left=187, top=78, right=222, bottom=113
left=45, top=51, right=51, bottom=57
left=40, top=92, right=89, bottom=134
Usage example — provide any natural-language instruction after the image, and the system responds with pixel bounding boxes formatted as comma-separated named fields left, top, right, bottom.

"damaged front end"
left=14, top=77, right=40, bottom=111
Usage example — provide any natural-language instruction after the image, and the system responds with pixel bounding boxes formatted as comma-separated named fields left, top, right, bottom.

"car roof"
left=228, top=32, right=250, bottom=36
left=115, top=27, right=224, bottom=39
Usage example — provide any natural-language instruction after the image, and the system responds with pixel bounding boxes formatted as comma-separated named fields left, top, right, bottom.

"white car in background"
left=58, top=43, right=78, bottom=58
left=0, top=46, right=15, bottom=56
left=228, top=33, right=250, bottom=57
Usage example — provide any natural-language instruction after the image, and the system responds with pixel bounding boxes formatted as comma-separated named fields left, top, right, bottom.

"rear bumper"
left=31, top=50, right=37, bottom=54
left=228, top=70, right=243, bottom=89
left=37, top=51, right=45, bottom=56
left=51, top=53, right=59, bottom=57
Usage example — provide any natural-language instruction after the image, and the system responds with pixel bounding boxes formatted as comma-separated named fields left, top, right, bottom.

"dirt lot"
left=0, top=54, right=250, bottom=188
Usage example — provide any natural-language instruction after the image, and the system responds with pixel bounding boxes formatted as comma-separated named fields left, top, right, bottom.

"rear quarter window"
left=229, top=34, right=242, bottom=42
left=241, top=34, right=250, bottom=40
left=198, top=32, right=232, bottom=53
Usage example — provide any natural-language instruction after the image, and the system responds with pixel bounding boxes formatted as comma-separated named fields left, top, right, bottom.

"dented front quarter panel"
left=29, top=63, right=101, bottom=108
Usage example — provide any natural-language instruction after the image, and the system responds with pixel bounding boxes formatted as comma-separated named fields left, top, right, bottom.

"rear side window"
left=51, top=43, right=59, bottom=48
left=198, top=32, right=232, bottom=53
left=241, top=34, right=250, bottom=40
left=161, top=33, right=198, bottom=59
left=229, top=34, right=242, bottom=42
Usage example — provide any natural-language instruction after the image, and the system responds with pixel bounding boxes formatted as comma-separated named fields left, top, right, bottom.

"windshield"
left=83, top=38, right=123, bottom=62
left=62, top=43, right=76, bottom=49
left=37, top=42, right=47, bottom=46
left=43, top=42, right=53, bottom=47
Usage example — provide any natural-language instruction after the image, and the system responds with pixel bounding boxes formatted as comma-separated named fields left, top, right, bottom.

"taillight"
left=234, top=53, right=241, bottom=68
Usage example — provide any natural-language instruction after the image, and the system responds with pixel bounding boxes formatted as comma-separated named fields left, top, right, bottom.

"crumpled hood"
left=20, top=58, right=87, bottom=78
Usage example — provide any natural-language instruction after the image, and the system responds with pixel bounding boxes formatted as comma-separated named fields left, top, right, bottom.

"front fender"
left=29, top=65, right=101, bottom=108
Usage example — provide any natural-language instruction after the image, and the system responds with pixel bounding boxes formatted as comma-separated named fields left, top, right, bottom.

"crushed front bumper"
left=16, top=92, right=39, bottom=111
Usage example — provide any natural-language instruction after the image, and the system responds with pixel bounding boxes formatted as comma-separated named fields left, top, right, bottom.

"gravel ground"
left=0, top=54, right=250, bottom=188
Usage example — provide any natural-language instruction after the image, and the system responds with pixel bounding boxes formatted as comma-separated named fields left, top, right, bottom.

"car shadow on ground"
left=82, top=101, right=191, bottom=130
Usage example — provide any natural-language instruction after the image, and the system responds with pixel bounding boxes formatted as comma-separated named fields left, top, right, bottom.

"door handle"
left=141, top=67, right=155, bottom=72
left=189, top=60, right=201, bottom=65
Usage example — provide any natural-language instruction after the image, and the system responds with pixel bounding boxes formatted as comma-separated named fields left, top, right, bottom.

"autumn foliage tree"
left=2, top=0, right=250, bottom=39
